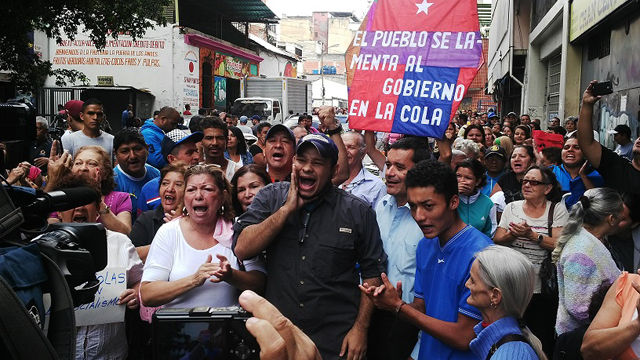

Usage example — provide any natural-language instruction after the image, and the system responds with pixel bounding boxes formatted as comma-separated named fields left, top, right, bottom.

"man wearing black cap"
left=263, top=124, right=296, bottom=182
left=234, top=133, right=386, bottom=360
left=137, top=129, right=203, bottom=214
left=481, top=145, right=507, bottom=196
left=609, top=124, right=634, bottom=161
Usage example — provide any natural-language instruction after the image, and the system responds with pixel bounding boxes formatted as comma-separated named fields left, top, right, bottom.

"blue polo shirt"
left=138, top=177, right=161, bottom=214
left=414, top=225, right=492, bottom=360
left=550, top=164, right=604, bottom=209
left=114, top=164, right=160, bottom=219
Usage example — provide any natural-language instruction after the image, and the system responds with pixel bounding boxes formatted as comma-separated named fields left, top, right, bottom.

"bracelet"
left=99, top=204, right=111, bottom=215
left=395, top=301, right=406, bottom=315
left=324, top=125, right=343, bottom=136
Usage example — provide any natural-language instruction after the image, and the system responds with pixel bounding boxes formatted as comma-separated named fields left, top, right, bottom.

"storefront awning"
left=214, top=0, right=279, bottom=23
left=184, top=34, right=264, bottom=63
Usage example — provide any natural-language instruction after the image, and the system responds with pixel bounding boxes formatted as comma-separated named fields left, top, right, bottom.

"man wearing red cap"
left=61, top=100, right=84, bottom=136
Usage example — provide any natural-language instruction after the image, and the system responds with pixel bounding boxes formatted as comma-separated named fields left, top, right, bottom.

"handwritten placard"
left=74, top=267, right=127, bottom=327
left=533, top=130, right=564, bottom=151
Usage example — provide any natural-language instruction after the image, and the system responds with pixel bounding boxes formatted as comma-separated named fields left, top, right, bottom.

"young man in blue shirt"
left=361, top=159, right=492, bottom=360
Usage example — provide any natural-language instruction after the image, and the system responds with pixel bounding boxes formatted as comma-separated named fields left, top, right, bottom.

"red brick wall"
left=467, top=38, right=495, bottom=112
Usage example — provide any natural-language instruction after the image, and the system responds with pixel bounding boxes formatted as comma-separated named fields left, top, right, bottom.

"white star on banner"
left=415, top=0, right=434, bottom=15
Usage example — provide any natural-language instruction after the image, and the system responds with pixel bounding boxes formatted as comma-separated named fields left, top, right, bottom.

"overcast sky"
left=265, top=0, right=372, bottom=18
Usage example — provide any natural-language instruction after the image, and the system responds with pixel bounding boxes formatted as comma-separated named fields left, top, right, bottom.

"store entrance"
left=226, top=78, right=240, bottom=113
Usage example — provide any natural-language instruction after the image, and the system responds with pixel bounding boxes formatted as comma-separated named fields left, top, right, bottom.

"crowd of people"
left=3, top=80, right=640, bottom=360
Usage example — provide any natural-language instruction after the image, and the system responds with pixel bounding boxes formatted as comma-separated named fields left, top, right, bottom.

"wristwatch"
left=324, top=125, right=343, bottom=136
left=536, top=234, right=544, bottom=244
left=99, top=204, right=111, bottom=215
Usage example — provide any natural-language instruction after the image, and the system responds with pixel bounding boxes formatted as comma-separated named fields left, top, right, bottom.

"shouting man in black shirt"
left=233, top=134, right=387, bottom=360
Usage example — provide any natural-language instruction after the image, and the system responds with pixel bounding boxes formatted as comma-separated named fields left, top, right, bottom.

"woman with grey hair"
left=454, top=138, right=480, bottom=160
left=553, top=188, right=623, bottom=335
left=467, top=245, right=547, bottom=359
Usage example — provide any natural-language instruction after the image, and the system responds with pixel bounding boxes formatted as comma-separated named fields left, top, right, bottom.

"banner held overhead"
left=346, top=0, right=483, bottom=138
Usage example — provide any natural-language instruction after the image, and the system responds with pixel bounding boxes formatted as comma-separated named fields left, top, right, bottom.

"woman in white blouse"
left=140, top=164, right=266, bottom=308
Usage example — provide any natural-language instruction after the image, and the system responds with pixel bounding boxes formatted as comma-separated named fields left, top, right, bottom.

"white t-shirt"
left=141, top=219, right=265, bottom=308
left=499, top=200, right=569, bottom=293
left=61, top=130, right=114, bottom=158
left=225, top=159, right=241, bottom=182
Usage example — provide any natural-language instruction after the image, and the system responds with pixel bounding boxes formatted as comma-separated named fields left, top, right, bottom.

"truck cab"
left=231, top=97, right=282, bottom=124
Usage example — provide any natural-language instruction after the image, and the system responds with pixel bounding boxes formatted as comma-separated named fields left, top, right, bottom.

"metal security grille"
left=546, top=53, right=561, bottom=123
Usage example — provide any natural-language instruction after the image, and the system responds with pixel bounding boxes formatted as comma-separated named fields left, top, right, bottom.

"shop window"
left=587, top=30, right=611, bottom=60
left=273, top=101, right=281, bottom=118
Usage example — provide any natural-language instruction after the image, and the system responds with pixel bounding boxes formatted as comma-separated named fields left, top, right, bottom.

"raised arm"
left=364, top=131, right=387, bottom=172
left=577, top=81, right=603, bottom=168
left=435, top=136, right=452, bottom=164
left=581, top=277, right=640, bottom=360
left=317, top=106, right=349, bottom=185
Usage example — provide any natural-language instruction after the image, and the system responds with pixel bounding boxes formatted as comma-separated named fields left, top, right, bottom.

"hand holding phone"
left=592, top=81, right=613, bottom=96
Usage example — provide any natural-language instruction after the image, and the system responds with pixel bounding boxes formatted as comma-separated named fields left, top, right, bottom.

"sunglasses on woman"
left=521, top=179, right=548, bottom=186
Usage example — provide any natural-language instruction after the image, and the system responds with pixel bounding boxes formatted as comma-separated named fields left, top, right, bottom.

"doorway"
left=226, top=78, right=240, bottom=112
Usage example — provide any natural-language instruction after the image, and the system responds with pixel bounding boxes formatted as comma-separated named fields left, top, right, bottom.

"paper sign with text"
left=532, top=130, right=564, bottom=152
left=346, top=0, right=483, bottom=138
left=75, top=267, right=127, bottom=327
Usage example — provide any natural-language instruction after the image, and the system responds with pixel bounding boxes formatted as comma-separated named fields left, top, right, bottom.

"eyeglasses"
left=522, top=179, right=548, bottom=186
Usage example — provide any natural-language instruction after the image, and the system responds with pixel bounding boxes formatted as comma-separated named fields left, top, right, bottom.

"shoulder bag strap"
left=548, top=202, right=558, bottom=235
left=41, top=254, right=76, bottom=360
left=486, top=333, right=528, bottom=360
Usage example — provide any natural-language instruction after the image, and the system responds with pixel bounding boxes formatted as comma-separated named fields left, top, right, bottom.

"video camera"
left=0, top=100, right=36, bottom=172
left=0, top=184, right=107, bottom=307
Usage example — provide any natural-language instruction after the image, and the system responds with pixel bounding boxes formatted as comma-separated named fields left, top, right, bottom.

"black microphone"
left=26, top=187, right=101, bottom=214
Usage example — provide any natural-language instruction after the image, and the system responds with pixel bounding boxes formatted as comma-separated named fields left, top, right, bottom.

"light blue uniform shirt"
left=341, top=167, right=387, bottom=209
left=376, top=193, right=425, bottom=358
left=374, top=194, right=423, bottom=303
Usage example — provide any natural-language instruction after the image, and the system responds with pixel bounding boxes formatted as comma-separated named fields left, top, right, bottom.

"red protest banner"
left=345, top=0, right=482, bottom=138
left=532, top=130, right=564, bottom=151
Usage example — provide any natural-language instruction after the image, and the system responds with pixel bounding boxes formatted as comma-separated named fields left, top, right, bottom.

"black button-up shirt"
left=233, top=182, right=387, bottom=359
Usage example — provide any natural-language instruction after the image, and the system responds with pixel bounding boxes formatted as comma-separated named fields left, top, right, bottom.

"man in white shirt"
left=61, top=98, right=114, bottom=158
